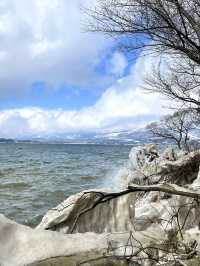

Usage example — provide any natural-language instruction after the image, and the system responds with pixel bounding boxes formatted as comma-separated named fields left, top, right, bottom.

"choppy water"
left=0, top=143, right=131, bottom=226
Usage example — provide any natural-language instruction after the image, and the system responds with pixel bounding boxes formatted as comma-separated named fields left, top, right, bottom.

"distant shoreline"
left=0, top=141, right=135, bottom=146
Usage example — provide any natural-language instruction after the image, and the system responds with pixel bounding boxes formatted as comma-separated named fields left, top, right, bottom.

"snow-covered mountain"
left=13, top=124, right=200, bottom=145
left=15, top=128, right=167, bottom=145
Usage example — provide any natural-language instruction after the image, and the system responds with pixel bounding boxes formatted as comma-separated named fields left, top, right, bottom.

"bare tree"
left=147, top=110, right=198, bottom=150
left=86, top=0, right=200, bottom=109
left=73, top=184, right=200, bottom=265
left=81, top=5, right=200, bottom=262
left=144, top=57, right=200, bottom=109
left=86, top=0, right=200, bottom=63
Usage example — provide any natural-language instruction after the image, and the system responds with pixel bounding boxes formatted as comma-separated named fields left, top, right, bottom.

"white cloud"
left=0, top=0, right=113, bottom=97
left=0, top=53, right=171, bottom=138
left=0, top=1, right=173, bottom=138
left=108, top=52, right=128, bottom=76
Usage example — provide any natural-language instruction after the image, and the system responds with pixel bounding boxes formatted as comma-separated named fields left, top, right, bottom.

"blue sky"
left=0, top=46, right=131, bottom=110
left=0, top=0, right=169, bottom=138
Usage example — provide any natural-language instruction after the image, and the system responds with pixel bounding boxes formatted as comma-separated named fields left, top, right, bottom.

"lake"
left=0, top=143, right=132, bottom=226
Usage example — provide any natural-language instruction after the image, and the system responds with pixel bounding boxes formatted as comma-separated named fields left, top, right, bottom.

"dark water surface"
left=0, top=143, right=131, bottom=226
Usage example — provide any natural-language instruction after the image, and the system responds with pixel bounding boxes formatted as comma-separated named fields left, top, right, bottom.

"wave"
left=0, top=182, right=31, bottom=190
left=80, top=175, right=97, bottom=180
left=0, top=168, right=16, bottom=177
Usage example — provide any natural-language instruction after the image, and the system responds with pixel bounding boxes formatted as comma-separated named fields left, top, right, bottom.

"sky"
left=0, top=0, right=170, bottom=139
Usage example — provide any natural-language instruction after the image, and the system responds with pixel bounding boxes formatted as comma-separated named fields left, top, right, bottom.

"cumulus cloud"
left=0, top=53, right=171, bottom=138
left=0, top=0, right=173, bottom=138
left=0, top=0, right=113, bottom=97
left=108, top=52, right=128, bottom=76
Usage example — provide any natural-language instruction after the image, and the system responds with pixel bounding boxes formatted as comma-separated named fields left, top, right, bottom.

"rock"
left=134, top=201, right=167, bottom=231
left=0, top=214, right=165, bottom=266
left=127, top=149, right=200, bottom=186
left=37, top=190, right=135, bottom=233
left=158, top=150, right=200, bottom=185
left=191, top=166, right=200, bottom=189
left=0, top=214, right=126, bottom=266
left=128, top=145, right=146, bottom=169
left=177, top=149, right=188, bottom=159
left=184, top=258, right=200, bottom=266
left=145, top=143, right=159, bottom=156
left=134, top=194, right=200, bottom=232
left=162, top=146, right=177, bottom=161
left=121, top=177, right=200, bottom=235
left=184, top=227, right=200, bottom=249
left=128, top=144, right=159, bottom=171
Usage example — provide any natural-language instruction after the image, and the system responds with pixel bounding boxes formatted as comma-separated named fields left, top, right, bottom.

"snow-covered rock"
left=2, top=144, right=200, bottom=266
left=37, top=190, right=135, bottom=233
left=127, top=146, right=200, bottom=186
left=0, top=214, right=165, bottom=266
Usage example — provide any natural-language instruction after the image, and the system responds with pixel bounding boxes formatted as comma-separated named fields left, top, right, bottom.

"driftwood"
left=70, top=183, right=200, bottom=233
left=128, top=184, right=200, bottom=199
